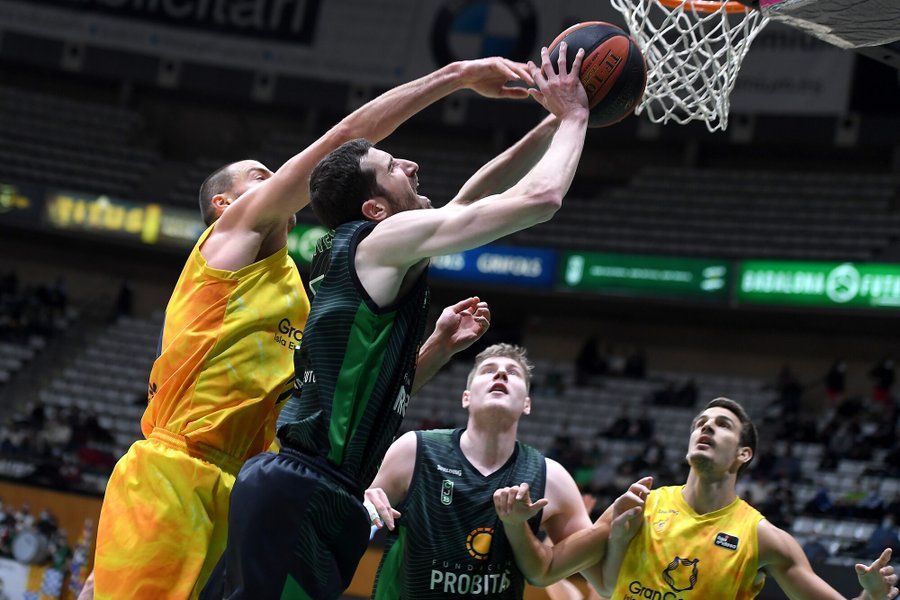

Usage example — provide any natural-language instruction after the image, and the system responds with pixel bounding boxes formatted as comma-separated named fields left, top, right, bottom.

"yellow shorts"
left=94, top=433, right=237, bottom=600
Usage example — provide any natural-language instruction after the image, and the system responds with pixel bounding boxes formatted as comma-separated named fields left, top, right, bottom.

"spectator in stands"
left=871, top=356, right=896, bottom=408
left=772, top=443, right=801, bottom=480
left=623, top=347, right=646, bottom=379
left=825, top=358, right=847, bottom=404
left=886, top=444, right=900, bottom=478
left=802, top=539, right=830, bottom=563
left=866, top=514, right=900, bottom=558
left=604, top=407, right=632, bottom=439
left=676, top=379, right=699, bottom=407
left=774, top=364, right=803, bottom=412
left=575, top=335, right=607, bottom=385
left=114, top=280, right=133, bottom=319
left=805, top=487, right=834, bottom=515
left=651, top=382, right=676, bottom=406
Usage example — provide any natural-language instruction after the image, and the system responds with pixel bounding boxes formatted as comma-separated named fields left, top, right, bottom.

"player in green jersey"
left=366, top=343, right=608, bottom=599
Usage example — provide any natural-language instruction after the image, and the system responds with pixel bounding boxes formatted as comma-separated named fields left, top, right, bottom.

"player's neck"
left=460, top=421, right=518, bottom=476
left=682, top=470, right=738, bottom=515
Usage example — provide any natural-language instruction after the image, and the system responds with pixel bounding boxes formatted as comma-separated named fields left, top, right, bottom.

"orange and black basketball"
left=548, top=21, right=647, bottom=127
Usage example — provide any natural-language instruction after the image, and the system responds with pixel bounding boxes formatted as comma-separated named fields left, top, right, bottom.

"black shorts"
left=200, top=449, right=371, bottom=600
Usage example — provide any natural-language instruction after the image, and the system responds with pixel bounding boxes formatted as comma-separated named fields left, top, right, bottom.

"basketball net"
left=609, top=0, right=769, bottom=132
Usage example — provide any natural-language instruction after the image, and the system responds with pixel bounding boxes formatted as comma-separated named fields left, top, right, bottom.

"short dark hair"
left=309, top=138, right=383, bottom=229
left=199, top=163, right=236, bottom=226
left=703, top=397, right=757, bottom=475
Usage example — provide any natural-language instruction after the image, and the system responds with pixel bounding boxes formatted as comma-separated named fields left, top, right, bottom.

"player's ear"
left=461, top=390, right=470, bottom=409
left=361, top=198, right=390, bottom=222
left=522, top=396, right=531, bottom=416
left=211, top=193, right=231, bottom=215
left=737, top=445, right=753, bottom=467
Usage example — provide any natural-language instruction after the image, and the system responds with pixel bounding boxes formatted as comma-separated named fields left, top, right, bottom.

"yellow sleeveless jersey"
left=612, top=485, right=765, bottom=600
left=141, top=224, right=309, bottom=470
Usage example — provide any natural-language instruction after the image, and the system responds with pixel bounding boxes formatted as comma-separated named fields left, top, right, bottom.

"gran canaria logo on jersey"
left=662, top=557, right=699, bottom=592
left=466, top=527, right=493, bottom=560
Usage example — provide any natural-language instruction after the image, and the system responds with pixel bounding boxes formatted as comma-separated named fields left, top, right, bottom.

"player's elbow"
left=329, top=121, right=358, bottom=146
left=532, top=192, right=563, bottom=223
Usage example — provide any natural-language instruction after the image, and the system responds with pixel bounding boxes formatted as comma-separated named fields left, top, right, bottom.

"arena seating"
left=514, top=167, right=900, bottom=261
left=0, top=86, right=157, bottom=198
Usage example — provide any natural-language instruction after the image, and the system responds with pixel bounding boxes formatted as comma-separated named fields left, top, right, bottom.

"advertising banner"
left=42, top=190, right=204, bottom=249
left=286, top=223, right=329, bottom=265
left=559, top=252, right=729, bottom=300
left=431, top=245, right=556, bottom=289
left=738, top=260, right=900, bottom=309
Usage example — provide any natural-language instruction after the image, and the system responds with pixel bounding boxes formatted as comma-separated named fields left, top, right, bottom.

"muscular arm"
left=205, top=58, right=529, bottom=270
left=449, top=115, right=558, bottom=207
left=759, top=520, right=884, bottom=600
left=583, top=506, right=626, bottom=597
left=541, top=460, right=605, bottom=592
left=505, top=516, right=610, bottom=587
left=365, top=432, right=417, bottom=530
left=358, top=109, right=587, bottom=268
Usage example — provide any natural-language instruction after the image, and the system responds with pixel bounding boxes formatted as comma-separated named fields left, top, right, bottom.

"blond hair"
left=466, top=343, right=534, bottom=391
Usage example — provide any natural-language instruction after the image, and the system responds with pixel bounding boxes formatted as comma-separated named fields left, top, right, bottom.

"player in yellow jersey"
left=90, top=56, right=533, bottom=600
left=494, top=397, right=898, bottom=600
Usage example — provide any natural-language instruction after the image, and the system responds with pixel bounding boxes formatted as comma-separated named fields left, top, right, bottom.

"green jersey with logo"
left=373, top=428, right=547, bottom=599
left=277, top=220, right=430, bottom=491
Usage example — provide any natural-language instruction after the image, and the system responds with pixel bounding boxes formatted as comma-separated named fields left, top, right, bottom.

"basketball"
left=547, top=21, right=647, bottom=127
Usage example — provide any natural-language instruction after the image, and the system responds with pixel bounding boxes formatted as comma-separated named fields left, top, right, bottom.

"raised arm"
left=211, top=58, right=533, bottom=239
left=357, top=44, right=589, bottom=267
left=759, top=521, right=898, bottom=600
left=412, top=297, right=490, bottom=394
left=449, top=114, right=559, bottom=206
left=584, top=477, right=652, bottom=597
left=364, top=431, right=418, bottom=531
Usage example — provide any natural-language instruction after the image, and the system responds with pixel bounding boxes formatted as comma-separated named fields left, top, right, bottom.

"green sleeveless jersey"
left=277, top=220, right=430, bottom=490
left=373, top=428, right=547, bottom=599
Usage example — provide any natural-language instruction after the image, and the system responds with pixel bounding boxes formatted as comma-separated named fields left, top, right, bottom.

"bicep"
left=760, top=522, right=844, bottom=600
left=543, top=459, right=593, bottom=544
left=362, top=192, right=556, bottom=266
left=368, top=432, right=417, bottom=505
left=228, top=127, right=349, bottom=230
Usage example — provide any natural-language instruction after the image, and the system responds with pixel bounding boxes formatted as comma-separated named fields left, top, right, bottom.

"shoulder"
left=757, top=519, right=798, bottom=567
left=384, top=431, right=419, bottom=462
left=543, top=458, right=582, bottom=507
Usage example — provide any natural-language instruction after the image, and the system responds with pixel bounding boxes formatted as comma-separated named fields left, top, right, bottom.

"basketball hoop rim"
left=657, top=0, right=754, bottom=14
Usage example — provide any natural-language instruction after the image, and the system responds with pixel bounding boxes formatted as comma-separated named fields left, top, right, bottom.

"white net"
left=610, top=0, right=769, bottom=131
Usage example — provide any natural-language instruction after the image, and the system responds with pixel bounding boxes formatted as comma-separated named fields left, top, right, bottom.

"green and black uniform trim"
left=374, top=428, right=547, bottom=599
left=278, top=219, right=430, bottom=492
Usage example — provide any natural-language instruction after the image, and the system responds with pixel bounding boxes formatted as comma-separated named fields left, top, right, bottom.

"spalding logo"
left=662, top=557, right=699, bottom=592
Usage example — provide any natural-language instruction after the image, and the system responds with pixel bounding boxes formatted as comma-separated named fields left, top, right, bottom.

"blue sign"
left=430, top=245, right=556, bottom=289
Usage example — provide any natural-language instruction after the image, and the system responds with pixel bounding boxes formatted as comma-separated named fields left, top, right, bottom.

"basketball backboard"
left=754, top=0, right=900, bottom=67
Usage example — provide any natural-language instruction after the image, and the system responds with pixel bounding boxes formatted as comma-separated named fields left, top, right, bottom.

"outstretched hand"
left=856, top=548, right=899, bottom=599
left=526, top=42, right=589, bottom=119
left=434, top=296, right=491, bottom=354
left=493, top=482, right=549, bottom=525
left=460, top=57, right=535, bottom=99
left=610, top=476, right=652, bottom=545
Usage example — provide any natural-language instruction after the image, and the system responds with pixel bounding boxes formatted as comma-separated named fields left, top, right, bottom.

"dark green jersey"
left=373, top=428, right=547, bottom=599
left=277, top=220, right=430, bottom=490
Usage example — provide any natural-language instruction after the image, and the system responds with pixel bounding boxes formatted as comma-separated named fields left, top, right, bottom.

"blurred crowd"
left=0, top=402, right=117, bottom=493
left=0, top=271, right=68, bottom=343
